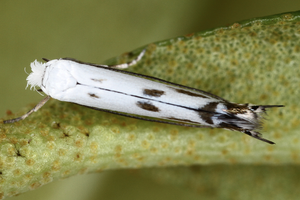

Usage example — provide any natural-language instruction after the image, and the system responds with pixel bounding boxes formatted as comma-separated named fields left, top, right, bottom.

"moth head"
left=26, top=60, right=46, bottom=91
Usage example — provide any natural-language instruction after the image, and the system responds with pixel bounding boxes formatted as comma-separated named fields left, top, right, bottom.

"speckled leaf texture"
left=0, top=11, right=299, bottom=199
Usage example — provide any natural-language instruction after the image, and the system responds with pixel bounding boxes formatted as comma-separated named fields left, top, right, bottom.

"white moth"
left=4, top=49, right=283, bottom=144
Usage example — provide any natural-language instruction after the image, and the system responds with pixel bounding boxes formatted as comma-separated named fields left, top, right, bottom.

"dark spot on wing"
left=199, top=102, right=219, bottom=125
left=143, top=89, right=165, bottom=97
left=136, top=101, right=160, bottom=112
left=173, top=88, right=209, bottom=98
left=89, top=93, right=100, bottom=98
left=202, top=102, right=219, bottom=112
left=91, top=78, right=105, bottom=83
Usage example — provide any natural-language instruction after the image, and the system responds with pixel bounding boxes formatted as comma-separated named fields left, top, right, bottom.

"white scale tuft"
left=26, top=60, right=46, bottom=90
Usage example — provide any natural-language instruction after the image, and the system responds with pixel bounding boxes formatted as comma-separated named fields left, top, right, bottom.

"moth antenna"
left=42, top=58, right=50, bottom=62
left=250, top=105, right=284, bottom=113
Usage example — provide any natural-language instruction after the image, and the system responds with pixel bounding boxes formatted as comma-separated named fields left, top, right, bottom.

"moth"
left=4, top=49, right=283, bottom=144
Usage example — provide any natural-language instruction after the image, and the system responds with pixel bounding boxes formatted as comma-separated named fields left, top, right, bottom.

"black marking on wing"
left=199, top=102, right=219, bottom=125
left=136, top=101, right=160, bottom=112
left=143, top=89, right=165, bottom=97
left=78, top=81, right=219, bottom=116
left=78, top=82, right=221, bottom=124
left=88, top=93, right=100, bottom=98
left=173, top=88, right=209, bottom=98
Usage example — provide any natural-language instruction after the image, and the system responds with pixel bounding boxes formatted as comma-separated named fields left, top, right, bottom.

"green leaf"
left=1, top=10, right=299, bottom=199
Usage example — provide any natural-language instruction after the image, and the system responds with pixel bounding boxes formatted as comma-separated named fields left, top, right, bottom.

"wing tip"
left=244, top=130, right=275, bottom=144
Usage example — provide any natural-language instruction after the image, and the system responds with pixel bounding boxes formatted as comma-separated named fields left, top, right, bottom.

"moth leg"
left=3, top=96, right=51, bottom=124
left=109, top=49, right=146, bottom=69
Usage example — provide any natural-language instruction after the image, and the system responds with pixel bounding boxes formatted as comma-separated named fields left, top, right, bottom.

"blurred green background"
left=1, top=0, right=300, bottom=199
